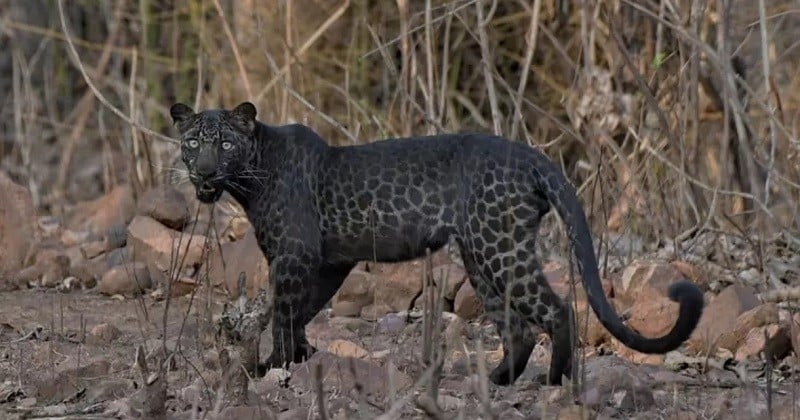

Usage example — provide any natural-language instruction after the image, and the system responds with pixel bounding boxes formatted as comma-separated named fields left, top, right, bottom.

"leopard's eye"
left=221, top=141, right=233, bottom=151
left=186, top=139, right=200, bottom=149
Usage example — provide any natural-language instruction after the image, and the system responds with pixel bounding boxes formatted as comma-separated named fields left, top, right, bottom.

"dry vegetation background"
left=2, top=0, right=799, bottom=242
left=2, top=0, right=800, bottom=417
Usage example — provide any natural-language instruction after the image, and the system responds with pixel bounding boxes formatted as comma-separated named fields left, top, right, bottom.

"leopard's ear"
left=169, top=103, right=195, bottom=125
left=232, top=102, right=256, bottom=124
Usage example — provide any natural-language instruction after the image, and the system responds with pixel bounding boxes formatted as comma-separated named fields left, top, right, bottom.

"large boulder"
left=0, top=171, right=37, bottom=273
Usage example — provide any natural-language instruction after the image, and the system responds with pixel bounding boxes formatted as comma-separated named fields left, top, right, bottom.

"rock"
left=169, top=277, right=198, bottom=297
left=331, top=269, right=376, bottom=317
left=88, top=323, right=121, bottom=343
left=98, top=262, right=152, bottom=296
left=203, top=227, right=268, bottom=299
left=453, top=281, right=483, bottom=320
left=35, top=359, right=110, bottom=402
left=437, top=395, right=465, bottom=411
left=80, top=240, right=109, bottom=259
left=734, top=324, right=791, bottom=362
left=60, top=228, right=92, bottom=247
left=716, top=303, right=779, bottom=352
left=616, top=260, right=691, bottom=308
left=688, top=284, right=759, bottom=353
left=442, top=312, right=468, bottom=349
left=127, top=215, right=206, bottom=272
left=0, top=171, right=37, bottom=273
left=289, top=351, right=412, bottom=396
left=369, top=249, right=452, bottom=313
left=790, top=313, right=800, bottom=358
left=579, top=356, right=654, bottom=411
left=492, top=407, right=525, bottom=419
left=218, top=406, right=276, bottom=420
left=371, top=263, right=424, bottom=314
left=327, top=339, right=369, bottom=359
left=105, top=223, right=129, bottom=249
left=670, top=260, right=703, bottom=284
left=556, top=404, right=594, bottom=420
left=0, top=265, right=38, bottom=291
left=39, top=255, right=71, bottom=288
left=611, top=387, right=656, bottom=411
left=278, top=408, right=309, bottom=420
left=70, top=184, right=135, bottom=235
left=360, top=303, right=394, bottom=321
left=575, top=300, right=612, bottom=347
left=136, top=185, right=190, bottom=230
left=69, top=259, right=105, bottom=288
left=433, top=263, right=468, bottom=300
left=105, top=246, right=133, bottom=268
left=376, top=312, right=408, bottom=333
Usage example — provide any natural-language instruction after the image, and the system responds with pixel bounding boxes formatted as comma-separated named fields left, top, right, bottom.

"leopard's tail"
left=539, top=163, right=704, bottom=354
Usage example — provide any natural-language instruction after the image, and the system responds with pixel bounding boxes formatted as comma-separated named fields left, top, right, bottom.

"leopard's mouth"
left=196, top=182, right=223, bottom=203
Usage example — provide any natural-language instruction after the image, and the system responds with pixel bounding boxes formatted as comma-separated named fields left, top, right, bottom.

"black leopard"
left=169, top=101, right=704, bottom=386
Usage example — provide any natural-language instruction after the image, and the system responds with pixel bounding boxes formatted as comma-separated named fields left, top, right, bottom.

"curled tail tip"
left=668, top=281, right=705, bottom=308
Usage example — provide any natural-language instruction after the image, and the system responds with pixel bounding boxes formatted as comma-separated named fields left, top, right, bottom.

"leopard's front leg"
left=255, top=194, right=323, bottom=372
left=260, top=244, right=324, bottom=371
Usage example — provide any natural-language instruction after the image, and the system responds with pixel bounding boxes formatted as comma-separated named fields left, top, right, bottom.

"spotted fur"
left=170, top=102, right=704, bottom=386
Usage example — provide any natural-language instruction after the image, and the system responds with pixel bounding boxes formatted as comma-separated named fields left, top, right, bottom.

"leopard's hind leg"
left=461, top=197, right=575, bottom=385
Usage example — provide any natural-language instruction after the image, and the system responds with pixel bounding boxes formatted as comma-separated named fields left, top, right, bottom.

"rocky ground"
left=2, top=171, right=800, bottom=419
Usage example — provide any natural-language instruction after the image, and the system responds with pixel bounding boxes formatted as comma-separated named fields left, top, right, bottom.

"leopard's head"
left=169, top=102, right=258, bottom=203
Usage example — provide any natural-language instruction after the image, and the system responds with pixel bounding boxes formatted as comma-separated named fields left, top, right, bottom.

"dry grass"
left=2, top=0, right=798, bottom=241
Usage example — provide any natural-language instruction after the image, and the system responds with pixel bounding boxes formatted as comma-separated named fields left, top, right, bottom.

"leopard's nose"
left=196, top=155, right=218, bottom=179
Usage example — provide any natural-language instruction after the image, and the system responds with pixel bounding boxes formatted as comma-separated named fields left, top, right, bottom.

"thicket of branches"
left=1, top=0, right=798, bottom=242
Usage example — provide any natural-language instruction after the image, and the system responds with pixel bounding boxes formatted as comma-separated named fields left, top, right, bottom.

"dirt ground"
left=1, top=282, right=799, bottom=419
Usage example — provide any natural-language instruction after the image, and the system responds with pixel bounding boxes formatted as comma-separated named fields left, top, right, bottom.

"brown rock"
left=688, top=284, right=759, bottom=353
left=170, top=277, right=198, bottom=297
left=224, top=215, right=252, bottom=241
left=203, top=227, right=269, bottom=299
left=369, top=248, right=453, bottom=313
left=89, top=323, right=121, bottom=343
left=433, top=263, right=468, bottom=300
left=79, top=240, right=109, bottom=259
left=625, top=295, right=681, bottom=341
left=613, top=342, right=665, bottom=365
left=70, top=184, right=135, bottom=235
left=127, top=215, right=207, bottom=272
left=579, top=355, right=654, bottom=410
left=98, top=262, right=152, bottom=296
left=136, top=185, right=190, bottom=230
left=616, top=260, right=690, bottom=308
left=39, top=255, right=71, bottom=288
left=735, top=324, right=791, bottom=362
left=60, top=228, right=91, bottom=247
left=542, top=260, right=613, bottom=302
left=0, top=171, right=37, bottom=272
left=360, top=302, right=394, bottom=321
left=331, top=269, right=376, bottom=317
left=69, top=259, right=105, bottom=288
left=289, top=351, right=411, bottom=396
left=716, top=303, right=779, bottom=352
left=575, top=300, right=612, bottom=347
left=371, top=262, right=424, bottom=313
left=670, top=260, right=703, bottom=284
left=327, top=339, right=369, bottom=359
left=454, top=281, right=483, bottom=320
left=556, top=404, right=594, bottom=420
